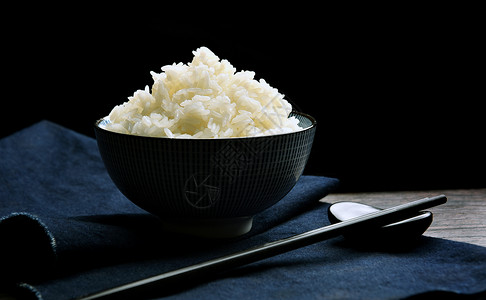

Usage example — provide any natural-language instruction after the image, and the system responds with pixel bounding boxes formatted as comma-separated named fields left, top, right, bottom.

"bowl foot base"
left=160, top=216, right=254, bottom=238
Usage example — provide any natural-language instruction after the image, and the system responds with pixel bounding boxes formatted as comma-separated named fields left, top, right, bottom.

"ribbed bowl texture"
left=94, top=112, right=316, bottom=224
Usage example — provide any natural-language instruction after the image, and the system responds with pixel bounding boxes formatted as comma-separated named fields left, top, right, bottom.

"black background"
left=2, top=5, right=484, bottom=192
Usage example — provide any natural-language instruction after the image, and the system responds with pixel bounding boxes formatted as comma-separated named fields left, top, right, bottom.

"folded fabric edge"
left=245, top=176, right=340, bottom=237
left=0, top=283, right=42, bottom=300
left=404, top=288, right=486, bottom=299
left=0, top=212, right=58, bottom=282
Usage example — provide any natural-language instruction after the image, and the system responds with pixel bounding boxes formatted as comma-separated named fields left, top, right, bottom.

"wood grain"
left=322, top=189, right=486, bottom=247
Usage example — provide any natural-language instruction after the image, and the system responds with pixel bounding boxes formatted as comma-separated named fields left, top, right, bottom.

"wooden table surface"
left=323, top=188, right=486, bottom=247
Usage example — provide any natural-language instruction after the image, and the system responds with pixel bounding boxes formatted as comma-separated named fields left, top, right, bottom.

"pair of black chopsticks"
left=78, top=195, right=447, bottom=300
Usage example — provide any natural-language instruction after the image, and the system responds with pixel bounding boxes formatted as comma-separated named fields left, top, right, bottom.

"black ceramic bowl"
left=94, top=112, right=316, bottom=237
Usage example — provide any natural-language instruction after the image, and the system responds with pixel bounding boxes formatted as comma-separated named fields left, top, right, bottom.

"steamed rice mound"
left=104, top=47, right=303, bottom=138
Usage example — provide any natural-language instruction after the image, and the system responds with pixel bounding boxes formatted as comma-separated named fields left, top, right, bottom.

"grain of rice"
left=102, top=47, right=303, bottom=138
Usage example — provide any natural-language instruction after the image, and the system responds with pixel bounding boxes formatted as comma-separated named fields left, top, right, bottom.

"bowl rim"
left=94, top=110, right=316, bottom=141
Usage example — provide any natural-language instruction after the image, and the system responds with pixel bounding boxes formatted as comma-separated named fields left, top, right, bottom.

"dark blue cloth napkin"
left=1, top=121, right=485, bottom=300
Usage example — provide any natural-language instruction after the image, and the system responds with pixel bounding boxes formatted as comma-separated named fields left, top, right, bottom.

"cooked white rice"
left=103, top=47, right=303, bottom=138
